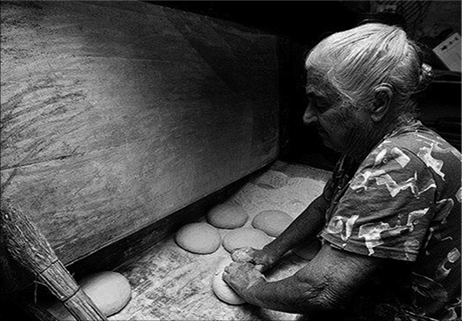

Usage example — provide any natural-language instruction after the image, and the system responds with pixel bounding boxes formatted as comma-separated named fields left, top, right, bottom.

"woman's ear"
left=371, top=84, right=393, bottom=122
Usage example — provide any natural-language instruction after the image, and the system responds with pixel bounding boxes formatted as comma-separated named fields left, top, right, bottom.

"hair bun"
left=418, top=63, right=433, bottom=90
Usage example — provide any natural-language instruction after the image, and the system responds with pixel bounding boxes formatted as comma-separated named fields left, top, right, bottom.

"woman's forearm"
left=225, top=244, right=381, bottom=316
left=264, top=195, right=328, bottom=258
left=243, top=270, right=327, bottom=314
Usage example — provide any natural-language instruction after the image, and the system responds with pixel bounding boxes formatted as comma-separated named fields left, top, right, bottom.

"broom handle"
left=1, top=200, right=107, bottom=321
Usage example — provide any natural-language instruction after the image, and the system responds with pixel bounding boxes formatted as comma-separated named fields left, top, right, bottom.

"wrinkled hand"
left=231, top=247, right=278, bottom=272
left=222, top=262, right=266, bottom=302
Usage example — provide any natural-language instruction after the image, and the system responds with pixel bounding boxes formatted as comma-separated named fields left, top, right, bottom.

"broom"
left=0, top=199, right=107, bottom=321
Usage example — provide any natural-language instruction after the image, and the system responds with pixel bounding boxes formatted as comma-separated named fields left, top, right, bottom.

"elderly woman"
left=223, top=23, right=461, bottom=321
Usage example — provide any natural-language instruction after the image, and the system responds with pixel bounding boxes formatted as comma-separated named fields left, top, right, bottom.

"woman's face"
left=303, top=77, right=370, bottom=156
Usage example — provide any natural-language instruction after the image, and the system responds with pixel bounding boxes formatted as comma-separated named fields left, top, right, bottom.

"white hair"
left=305, top=23, right=431, bottom=118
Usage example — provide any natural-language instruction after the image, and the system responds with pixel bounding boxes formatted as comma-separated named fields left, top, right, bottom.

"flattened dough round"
left=222, top=227, right=272, bottom=252
left=212, top=256, right=245, bottom=305
left=175, top=222, right=221, bottom=254
left=79, top=271, right=132, bottom=316
left=252, top=210, right=293, bottom=237
left=48, top=271, right=131, bottom=319
left=206, top=202, right=248, bottom=229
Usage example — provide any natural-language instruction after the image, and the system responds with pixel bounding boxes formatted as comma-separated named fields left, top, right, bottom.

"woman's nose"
left=303, top=105, right=318, bottom=125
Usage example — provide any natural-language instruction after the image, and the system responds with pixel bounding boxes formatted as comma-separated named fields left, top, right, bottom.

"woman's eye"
left=306, top=92, right=330, bottom=113
left=315, top=100, right=329, bottom=113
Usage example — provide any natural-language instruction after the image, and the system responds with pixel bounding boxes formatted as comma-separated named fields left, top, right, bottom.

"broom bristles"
left=0, top=199, right=108, bottom=320
left=1, top=200, right=58, bottom=272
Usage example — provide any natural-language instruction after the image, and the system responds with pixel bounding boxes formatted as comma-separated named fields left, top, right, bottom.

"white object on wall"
left=433, top=33, right=461, bottom=72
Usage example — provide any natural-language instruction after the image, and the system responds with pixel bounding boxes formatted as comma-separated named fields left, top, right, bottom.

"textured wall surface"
left=0, top=1, right=279, bottom=264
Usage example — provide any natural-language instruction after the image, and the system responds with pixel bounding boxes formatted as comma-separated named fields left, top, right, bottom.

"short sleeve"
left=321, top=145, right=437, bottom=261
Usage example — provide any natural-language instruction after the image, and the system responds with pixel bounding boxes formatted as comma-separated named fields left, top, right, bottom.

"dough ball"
left=212, top=256, right=245, bottom=305
left=79, top=271, right=132, bottom=315
left=292, top=239, right=321, bottom=260
left=252, top=210, right=293, bottom=237
left=175, top=222, right=221, bottom=254
left=222, top=227, right=272, bottom=253
left=48, top=271, right=131, bottom=320
left=206, top=202, right=249, bottom=229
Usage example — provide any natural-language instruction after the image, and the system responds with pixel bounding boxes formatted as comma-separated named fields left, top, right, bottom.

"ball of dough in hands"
left=175, top=222, right=221, bottom=254
left=206, top=202, right=249, bottom=229
left=212, top=256, right=245, bottom=305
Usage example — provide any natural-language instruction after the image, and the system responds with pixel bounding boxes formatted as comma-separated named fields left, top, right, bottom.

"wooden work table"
left=106, top=161, right=330, bottom=320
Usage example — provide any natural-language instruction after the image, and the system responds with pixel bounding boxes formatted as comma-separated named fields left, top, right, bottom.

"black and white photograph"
left=1, top=1, right=460, bottom=320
